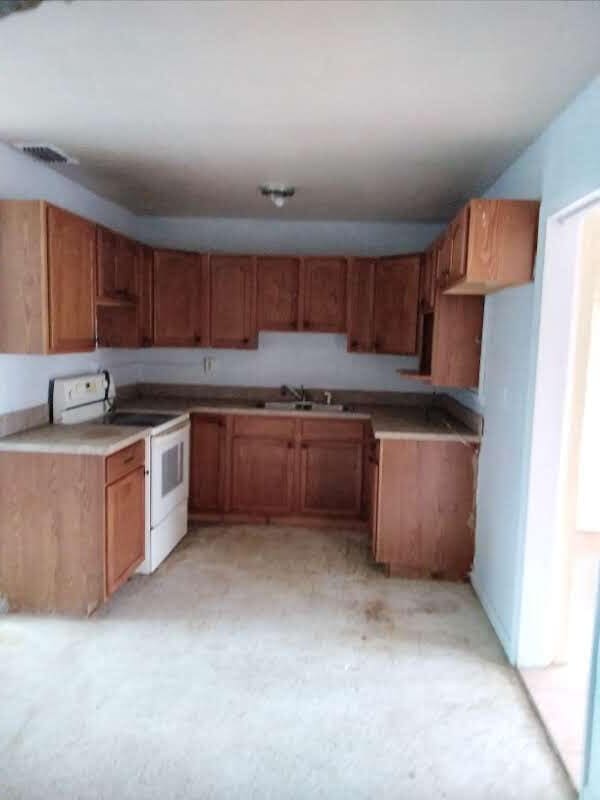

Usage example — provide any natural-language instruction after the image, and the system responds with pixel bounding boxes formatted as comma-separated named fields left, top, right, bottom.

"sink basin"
left=264, top=401, right=347, bottom=413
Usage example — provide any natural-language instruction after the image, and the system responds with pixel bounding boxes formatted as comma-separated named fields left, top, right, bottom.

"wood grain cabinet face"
left=372, top=255, right=421, bottom=355
left=154, top=249, right=206, bottom=347
left=257, top=256, right=301, bottom=331
left=448, top=207, right=469, bottom=285
left=436, top=233, right=452, bottom=290
left=419, top=248, right=436, bottom=314
left=299, top=440, right=363, bottom=517
left=189, top=414, right=227, bottom=513
left=373, top=439, right=475, bottom=579
left=137, top=243, right=154, bottom=347
left=97, top=227, right=137, bottom=302
left=209, top=255, right=257, bottom=348
left=230, top=435, right=295, bottom=514
left=346, top=258, right=375, bottom=352
left=302, top=257, right=347, bottom=332
left=47, top=205, right=97, bottom=353
left=105, top=464, right=145, bottom=596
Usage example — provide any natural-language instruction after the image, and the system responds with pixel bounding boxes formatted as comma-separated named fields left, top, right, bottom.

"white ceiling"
left=1, top=0, right=599, bottom=221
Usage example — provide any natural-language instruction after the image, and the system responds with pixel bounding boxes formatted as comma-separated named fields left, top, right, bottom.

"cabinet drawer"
left=233, top=415, right=296, bottom=439
left=300, top=419, right=364, bottom=442
left=106, top=440, right=145, bottom=485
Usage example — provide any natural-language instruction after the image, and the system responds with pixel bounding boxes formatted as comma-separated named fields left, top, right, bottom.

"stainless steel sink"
left=263, top=401, right=347, bottom=413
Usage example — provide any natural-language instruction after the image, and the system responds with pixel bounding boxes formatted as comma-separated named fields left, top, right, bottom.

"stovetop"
left=103, top=412, right=180, bottom=428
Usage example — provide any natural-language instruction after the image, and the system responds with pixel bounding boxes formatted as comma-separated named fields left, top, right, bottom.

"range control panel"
left=65, top=374, right=107, bottom=405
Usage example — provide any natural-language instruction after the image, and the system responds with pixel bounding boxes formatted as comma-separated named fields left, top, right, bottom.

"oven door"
left=150, top=421, right=190, bottom=528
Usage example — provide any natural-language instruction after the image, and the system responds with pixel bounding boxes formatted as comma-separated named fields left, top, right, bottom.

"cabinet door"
left=448, top=206, right=469, bottom=285
left=431, top=294, right=483, bottom=388
left=230, top=436, right=295, bottom=514
left=154, top=249, right=206, bottom=347
left=301, top=257, right=347, bottom=332
left=137, top=244, right=154, bottom=347
left=96, top=226, right=119, bottom=299
left=47, top=205, right=96, bottom=353
left=419, top=248, right=436, bottom=314
left=209, top=255, right=257, bottom=348
left=369, top=457, right=380, bottom=560
left=189, top=414, right=227, bottom=513
left=96, top=305, right=138, bottom=348
left=257, top=256, right=301, bottom=331
left=299, top=440, right=363, bottom=517
left=106, top=465, right=145, bottom=595
left=372, top=255, right=420, bottom=355
left=437, top=233, right=452, bottom=289
left=116, top=235, right=138, bottom=300
left=347, top=258, right=375, bottom=352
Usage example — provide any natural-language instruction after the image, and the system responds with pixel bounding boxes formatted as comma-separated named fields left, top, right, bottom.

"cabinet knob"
left=242, top=337, right=249, bottom=344
left=287, top=441, right=294, bottom=449
left=303, top=320, right=310, bottom=328
left=350, top=340, right=358, bottom=349
left=194, top=335, right=202, bottom=344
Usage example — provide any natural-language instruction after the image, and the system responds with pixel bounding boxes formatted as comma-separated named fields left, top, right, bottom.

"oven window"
left=161, top=443, right=183, bottom=497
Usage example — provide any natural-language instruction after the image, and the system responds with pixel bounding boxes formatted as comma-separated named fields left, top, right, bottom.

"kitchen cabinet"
left=105, top=453, right=145, bottom=596
left=442, top=199, right=539, bottom=294
left=299, top=419, right=364, bottom=517
left=372, top=255, right=421, bottom=354
left=189, top=414, right=227, bottom=514
left=96, top=305, right=139, bottom=348
left=209, top=254, right=257, bottom=348
left=302, top=256, right=347, bottom=332
left=257, top=255, right=301, bottom=331
left=371, top=438, right=476, bottom=579
left=96, top=226, right=137, bottom=302
left=137, top=243, right=154, bottom=347
left=0, top=439, right=146, bottom=614
left=347, top=258, right=376, bottom=352
left=154, top=249, right=208, bottom=347
left=419, top=247, right=436, bottom=314
left=347, top=254, right=421, bottom=354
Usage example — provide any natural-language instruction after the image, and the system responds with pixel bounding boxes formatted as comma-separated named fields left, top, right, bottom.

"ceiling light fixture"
left=259, top=184, right=295, bottom=209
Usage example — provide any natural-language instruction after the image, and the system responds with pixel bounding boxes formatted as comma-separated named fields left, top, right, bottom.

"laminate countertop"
left=120, top=396, right=481, bottom=443
left=0, top=422, right=150, bottom=456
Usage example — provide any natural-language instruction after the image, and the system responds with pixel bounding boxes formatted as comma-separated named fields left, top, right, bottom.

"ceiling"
left=1, top=0, right=599, bottom=221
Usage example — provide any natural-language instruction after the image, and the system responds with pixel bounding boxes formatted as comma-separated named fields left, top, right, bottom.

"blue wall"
left=455, top=73, right=600, bottom=661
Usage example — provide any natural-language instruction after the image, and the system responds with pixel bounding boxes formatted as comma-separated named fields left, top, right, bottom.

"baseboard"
left=470, top=568, right=516, bottom=664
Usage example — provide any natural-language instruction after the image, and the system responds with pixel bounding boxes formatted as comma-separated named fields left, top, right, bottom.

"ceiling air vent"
left=13, top=143, right=78, bottom=165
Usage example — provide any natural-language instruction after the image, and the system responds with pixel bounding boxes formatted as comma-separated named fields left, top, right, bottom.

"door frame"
left=516, top=189, right=600, bottom=668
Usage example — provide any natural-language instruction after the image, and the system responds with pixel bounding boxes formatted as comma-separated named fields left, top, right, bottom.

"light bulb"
left=272, top=194, right=286, bottom=208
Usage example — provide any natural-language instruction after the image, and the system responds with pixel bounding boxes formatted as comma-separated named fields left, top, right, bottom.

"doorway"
left=519, top=200, right=600, bottom=789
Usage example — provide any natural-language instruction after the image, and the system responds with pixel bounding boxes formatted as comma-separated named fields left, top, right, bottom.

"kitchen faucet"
left=281, top=384, right=308, bottom=403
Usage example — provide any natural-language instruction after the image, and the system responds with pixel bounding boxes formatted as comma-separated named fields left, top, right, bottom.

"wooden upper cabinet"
left=419, top=247, right=436, bottom=314
left=443, top=199, right=540, bottom=295
left=209, top=254, right=257, bottom=349
left=257, top=255, right=301, bottom=331
left=301, top=256, right=347, bottom=332
left=436, top=232, right=452, bottom=290
left=47, top=205, right=97, bottom=353
left=431, top=294, right=484, bottom=388
left=347, top=258, right=375, bottom=352
left=189, top=414, right=227, bottom=514
left=96, top=226, right=137, bottom=302
left=372, top=255, right=421, bottom=355
left=137, top=243, right=154, bottom=347
left=153, top=249, right=207, bottom=347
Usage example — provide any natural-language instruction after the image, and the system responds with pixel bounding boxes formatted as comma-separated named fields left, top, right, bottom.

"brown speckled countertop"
left=120, top=396, right=480, bottom=443
left=0, top=422, right=151, bottom=456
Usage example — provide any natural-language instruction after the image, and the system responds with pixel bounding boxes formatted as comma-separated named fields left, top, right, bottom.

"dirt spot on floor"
left=364, top=599, right=393, bottom=625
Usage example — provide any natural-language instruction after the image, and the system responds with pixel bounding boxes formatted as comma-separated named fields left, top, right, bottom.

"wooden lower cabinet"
left=231, top=437, right=295, bottom=513
left=189, top=412, right=367, bottom=525
left=0, top=441, right=146, bottom=615
left=371, top=438, right=477, bottom=580
left=189, top=414, right=227, bottom=513
left=106, top=464, right=145, bottom=596
left=299, top=440, right=363, bottom=517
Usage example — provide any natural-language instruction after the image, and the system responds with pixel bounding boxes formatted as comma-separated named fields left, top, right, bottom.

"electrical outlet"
left=203, top=356, right=216, bottom=374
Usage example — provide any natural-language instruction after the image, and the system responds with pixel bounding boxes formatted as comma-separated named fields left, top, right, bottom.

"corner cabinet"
left=0, top=200, right=97, bottom=354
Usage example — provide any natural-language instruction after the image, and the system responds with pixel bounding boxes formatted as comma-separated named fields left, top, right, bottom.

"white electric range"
left=50, top=371, right=190, bottom=573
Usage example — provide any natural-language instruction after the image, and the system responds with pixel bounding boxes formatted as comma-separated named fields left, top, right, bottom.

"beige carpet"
left=0, top=525, right=573, bottom=799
